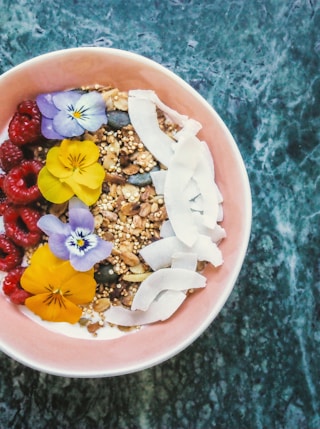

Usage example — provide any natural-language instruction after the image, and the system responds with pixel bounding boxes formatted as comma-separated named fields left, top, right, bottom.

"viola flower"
left=21, top=244, right=96, bottom=324
left=37, top=197, right=113, bottom=272
left=37, top=138, right=105, bottom=206
left=36, top=90, right=108, bottom=139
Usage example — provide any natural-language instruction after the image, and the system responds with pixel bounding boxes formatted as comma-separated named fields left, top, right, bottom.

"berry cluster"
left=0, top=100, right=44, bottom=305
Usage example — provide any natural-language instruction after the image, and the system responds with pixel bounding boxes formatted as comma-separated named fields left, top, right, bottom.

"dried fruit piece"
left=4, top=205, right=42, bottom=247
left=3, top=160, right=42, bottom=205
left=0, top=234, right=23, bottom=271
left=8, top=100, right=42, bottom=145
left=107, top=110, right=131, bottom=130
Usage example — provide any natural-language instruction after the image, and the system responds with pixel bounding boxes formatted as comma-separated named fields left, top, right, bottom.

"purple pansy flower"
left=36, top=90, right=108, bottom=139
left=37, top=198, right=112, bottom=272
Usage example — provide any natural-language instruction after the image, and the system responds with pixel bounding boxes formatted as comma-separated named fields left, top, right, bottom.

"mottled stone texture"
left=0, top=0, right=319, bottom=428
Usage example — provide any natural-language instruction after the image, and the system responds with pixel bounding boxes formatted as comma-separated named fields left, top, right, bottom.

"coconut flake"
left=140, top=235, right=223, bottom=271
left=192, top=212, right=226, bottom=243
left=129, top=89, right=202, bottom=134
left=171, top=252, right=198, bottom=271
left=193, top=147, right=219, bottom=229
left=150, top=169, right=167, bottom=195
left=131, top=268, right=205, bottom=311
left=164, top=135, right=202, bottom=247
left=160, top=220, right=175, bottom=238
left=128, top=95, right=174, bottom=166
left=104, top=290, right=187, bottom=326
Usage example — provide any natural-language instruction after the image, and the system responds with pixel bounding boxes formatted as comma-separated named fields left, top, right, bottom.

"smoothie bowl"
left=0, top=48, right=251, bottom=377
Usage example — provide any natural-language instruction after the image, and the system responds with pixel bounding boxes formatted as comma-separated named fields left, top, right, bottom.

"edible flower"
left=37, top=197, right=113, bottom=272
left=36, top=90, right=108, bottom=139
left=37, top=138, right=105, bottom=206
left=21, top=244, right=96, bottom=324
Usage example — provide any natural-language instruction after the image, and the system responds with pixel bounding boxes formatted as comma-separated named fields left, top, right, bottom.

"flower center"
left=43, top=288, right=67, bottom=307
left=77, top=238, right=85, bottom=247
left=69, top=104, right=89, bottom=121
left=72, top=110, right=82, bottom=119
left=67, top=153, right=86, bottom=171
left=65, top=228, right=98, bottom=256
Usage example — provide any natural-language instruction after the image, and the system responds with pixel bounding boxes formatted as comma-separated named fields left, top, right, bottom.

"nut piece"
left=122, top=164, right=140, bottom=175
left=87, top=322, right=102, bottom=334
left=122, top=272, right=152, bottom=282
left=93, top=298, right=111, bottom=313
left=105, top=172, right=126, bottom=185
left=121, top=251, right=140, bottom=267
left=103, top=152, right=118, bottom=171
left=121, top=202, right=140, bottom=216
left=139, top=202, right=151, bottom=217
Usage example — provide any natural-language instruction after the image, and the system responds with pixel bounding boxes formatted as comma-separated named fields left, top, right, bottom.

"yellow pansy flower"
left=37, top=139, right=105, bottom=206
left=21, top=244, right=96, bottom=324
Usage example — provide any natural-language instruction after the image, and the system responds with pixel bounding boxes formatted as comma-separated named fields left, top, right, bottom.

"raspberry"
left=2, top=266, right=25, bottom=295
left=0, top=139, right=24, bottom=172
left=8, top=100, right=41, bottom=145
left=0, top=175, right=9, bottom=215
left=3, top=160, right=42, bottom=205
left=2, top=266, right=31, bottom=305
left=4, top=205, right=43, bottom=247
left=0, top=234, right=23, bottom=271
left=10, top=288, right=31, bottom=305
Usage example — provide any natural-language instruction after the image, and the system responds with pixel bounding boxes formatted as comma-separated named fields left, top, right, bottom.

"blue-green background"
left=1, top=1, right=319, bottom=428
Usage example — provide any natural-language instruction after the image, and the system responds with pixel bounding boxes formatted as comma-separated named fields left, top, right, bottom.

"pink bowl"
left=0, top=48, right=251, bottom=377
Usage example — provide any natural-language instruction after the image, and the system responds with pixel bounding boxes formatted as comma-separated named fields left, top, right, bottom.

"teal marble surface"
left=0, top=0, right=319, bottom=428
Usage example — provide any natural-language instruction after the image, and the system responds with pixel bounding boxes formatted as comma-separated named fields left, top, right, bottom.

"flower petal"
left=52, top=91, right=82, bottom=111
left=59, top=139, right=100, bottom=169
left=62, top=272, right=96, bottom=304
left=38, top=166, right=74, bottom=203
left=48, top=234, right=70, bottom=260
left=21, top=245, right=64, bottom=295
left=53, top=110, right=84, bottom=137
left=37, top=214, right=70, bottom=236
left=41, top=116, right=65, bottom=140
left=69, top=207, right=94, bottom=232
left=25, top=293, right=82, bottom=324
left=68, top=196, right=89, bottom=211
left=61, top=179, right=102, bottom=206
left=74, top=92, right=107, bottom=131
left=78, top=113, right=108, bottom=132
left=36, top=93, right=60, bottom=119
left=75, top=92, right=106, bottom=115
left=29, top=243, right=62, bottom=267
left=70, top=238, right=112, bottom=271
left=21, top=264, right=53, bottom=295
left=70, top=162, right=105, bottom=188
left=45, top=146, right=72, bottom=179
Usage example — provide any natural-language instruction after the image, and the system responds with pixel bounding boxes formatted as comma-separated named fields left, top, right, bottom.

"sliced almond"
left=122, top=272, right=151, bottom=282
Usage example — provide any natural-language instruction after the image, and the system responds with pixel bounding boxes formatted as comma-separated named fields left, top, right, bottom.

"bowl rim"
left=0, top=47, right=252, bottom=377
